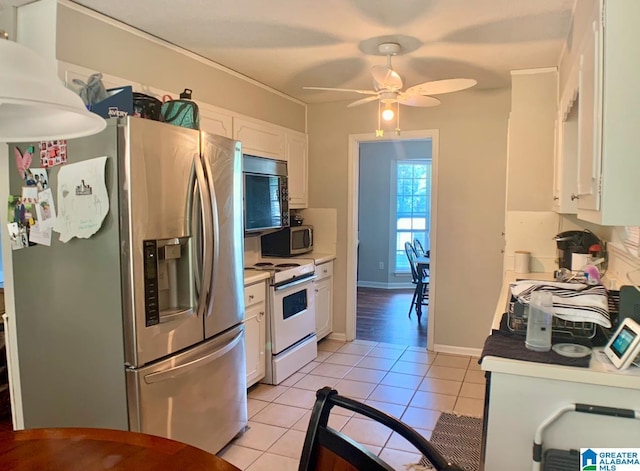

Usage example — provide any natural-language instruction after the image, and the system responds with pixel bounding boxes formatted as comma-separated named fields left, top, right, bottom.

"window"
left=394, top=160, right=431, bottom=272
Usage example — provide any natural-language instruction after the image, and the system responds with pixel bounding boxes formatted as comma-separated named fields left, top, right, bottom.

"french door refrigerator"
left=7, top=117, right=247, bottom=454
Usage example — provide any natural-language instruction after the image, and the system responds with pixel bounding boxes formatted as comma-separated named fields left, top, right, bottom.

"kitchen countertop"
left=482, top=270, right=640, bottom=389
left=243, top=270, right=270, bottom=286
left=294, top=251, right=336, bottom=265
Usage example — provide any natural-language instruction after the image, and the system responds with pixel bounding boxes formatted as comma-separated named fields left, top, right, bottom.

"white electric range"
left=244, top=257, right=318, bottom=384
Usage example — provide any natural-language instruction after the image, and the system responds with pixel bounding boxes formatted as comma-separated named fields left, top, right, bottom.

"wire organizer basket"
left=507, top=288, right=619, bottom=339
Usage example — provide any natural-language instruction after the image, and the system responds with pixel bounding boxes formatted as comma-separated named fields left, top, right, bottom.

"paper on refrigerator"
left=54, top=156, right=109, bottom=243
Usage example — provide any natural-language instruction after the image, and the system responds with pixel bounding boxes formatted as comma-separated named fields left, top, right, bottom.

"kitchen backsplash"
left=243, top=207, right=338, bottom=264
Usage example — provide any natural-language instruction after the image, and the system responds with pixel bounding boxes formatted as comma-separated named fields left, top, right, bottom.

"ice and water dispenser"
left=143, top=237, right=194, bottom=327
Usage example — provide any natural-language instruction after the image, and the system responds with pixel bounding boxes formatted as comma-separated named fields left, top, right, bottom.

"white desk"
left=481, top=272, right=640, bottom=471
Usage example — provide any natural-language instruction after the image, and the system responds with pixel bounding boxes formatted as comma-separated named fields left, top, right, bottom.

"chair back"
left=404, top=242, right=420, bottom=283
left=413, top=238, right=425, bottom=256
left=298, top=387, right=463, bottom=471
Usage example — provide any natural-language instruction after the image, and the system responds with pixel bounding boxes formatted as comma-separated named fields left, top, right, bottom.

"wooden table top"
left=0, top=427, right=241, bottom=471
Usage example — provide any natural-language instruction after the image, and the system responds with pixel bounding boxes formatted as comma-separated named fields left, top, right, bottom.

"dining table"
left=0, top=427, right=241, bottom=470
left=414, top=256, right=430, bottom=320
left=415, top=255, right=430, bottom=274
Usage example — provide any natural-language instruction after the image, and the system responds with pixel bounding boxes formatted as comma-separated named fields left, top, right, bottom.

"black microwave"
left=261, top=225, right=313, bottom=257
left=243, top=155, right=289, bottom=233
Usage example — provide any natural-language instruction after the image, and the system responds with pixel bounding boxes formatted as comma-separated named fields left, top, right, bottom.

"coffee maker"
left=554, top=230, right=601, bottom=271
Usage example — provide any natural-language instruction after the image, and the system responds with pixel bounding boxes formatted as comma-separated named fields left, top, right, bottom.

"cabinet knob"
left=323, top=269, right=328, bottom=274
left=571, top=193, right=580, bottom=201
left=259, top=311, right=264, bottom=317
left=248, top=295, right=254, bottom=301
left=315, top=289, right=319, bottom=293
left=553, top=196, right=559, bottom=201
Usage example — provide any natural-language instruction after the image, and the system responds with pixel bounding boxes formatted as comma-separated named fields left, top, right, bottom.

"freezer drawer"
left=126, top=324, right=247, bottom=454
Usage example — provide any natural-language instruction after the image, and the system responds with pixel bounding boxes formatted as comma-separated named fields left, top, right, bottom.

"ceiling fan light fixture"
left=381, top=105, right=395, bottom=121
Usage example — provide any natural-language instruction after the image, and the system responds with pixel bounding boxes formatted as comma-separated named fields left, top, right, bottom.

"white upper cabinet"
left=554, top=62, right=579, bottom=214
left=575, top=0, right=640, bottom=225
left=576, top=6, right=600, bottom=212
left=233, top=117, right=285, bottom=160
left=286, top=130, right=308, bottom=208
left=198, top=102, right=233, bottom=138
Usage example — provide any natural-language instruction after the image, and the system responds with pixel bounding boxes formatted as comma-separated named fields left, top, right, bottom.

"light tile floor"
left=218, top=339, right=485, bottom=471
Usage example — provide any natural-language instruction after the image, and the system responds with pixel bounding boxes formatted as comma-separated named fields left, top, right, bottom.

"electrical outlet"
left=379, top=262, right=384, bottom=270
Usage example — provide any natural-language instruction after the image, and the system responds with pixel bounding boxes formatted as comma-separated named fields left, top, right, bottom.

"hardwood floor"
left=356, top=287, right=427, bottom=348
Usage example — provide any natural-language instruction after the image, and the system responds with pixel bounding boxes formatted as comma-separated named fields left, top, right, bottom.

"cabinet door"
left=244, top=304, right=266, bottom=388
left=61, top=63, right=131, bottom=94
left=233, top=117, right=285, bottom=160
left=576, top=14, right=602, bottom=211
left=554, top=87, right=580, bottom=214
left=199, top=102, right=233, bottom=138
left=314, top=277, right=332, bottom=341
left=286, top=131, right=308, bottom=208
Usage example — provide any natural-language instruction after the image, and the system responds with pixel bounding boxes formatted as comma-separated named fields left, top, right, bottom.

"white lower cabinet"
left=244, top=281, right=266, bottom=388
left=314, top=261, right=333, bottom=341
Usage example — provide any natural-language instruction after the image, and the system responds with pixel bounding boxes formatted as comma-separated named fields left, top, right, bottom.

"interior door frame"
left=346, top=129, right=439, bottom=349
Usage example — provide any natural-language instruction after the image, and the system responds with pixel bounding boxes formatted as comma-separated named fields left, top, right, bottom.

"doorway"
left=345, top=129, right=439, bottom=349
left=356, top=141, right=432, bottom=347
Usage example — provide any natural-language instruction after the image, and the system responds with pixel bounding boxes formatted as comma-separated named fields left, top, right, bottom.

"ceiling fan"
left=303, top=42, right=477, bottom=109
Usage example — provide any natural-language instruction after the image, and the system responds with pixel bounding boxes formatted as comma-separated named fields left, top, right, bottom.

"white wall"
left=308, top=89, right=511, bottom=350
left=53, top=1, right=306, bottom=132
left=503, top=69, right=559, bottom=272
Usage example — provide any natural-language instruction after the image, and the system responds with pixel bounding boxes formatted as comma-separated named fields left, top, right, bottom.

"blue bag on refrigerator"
left=160, top=88, right=200, bottom=130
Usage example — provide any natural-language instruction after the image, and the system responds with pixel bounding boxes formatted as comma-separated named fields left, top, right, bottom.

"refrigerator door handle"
left=202, top=155, right=220, bottom=315
left=194, top=153, right=214, bottom=319
left=143, top=332, right=243, bottom=384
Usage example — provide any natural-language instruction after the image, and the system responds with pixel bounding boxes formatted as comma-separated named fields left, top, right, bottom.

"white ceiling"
left=3, top=0, right=575, bottom=104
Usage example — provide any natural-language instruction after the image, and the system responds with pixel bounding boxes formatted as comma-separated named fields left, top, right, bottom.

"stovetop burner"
left=246, top=257, right=315, bottom=285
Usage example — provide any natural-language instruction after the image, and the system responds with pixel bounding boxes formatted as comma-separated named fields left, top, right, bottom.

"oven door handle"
left=274, top=275, right=317, bottom=291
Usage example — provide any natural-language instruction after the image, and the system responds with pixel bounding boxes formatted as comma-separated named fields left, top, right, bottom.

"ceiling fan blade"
left=303, top=86, right=377, bottom=95
left=405, top=78, right=477, bottom=96
left=397, top=94, right=441, bottom=107
left=371, top=65, right=403, bottom=91
left=347, top=95, right=380, bottom=108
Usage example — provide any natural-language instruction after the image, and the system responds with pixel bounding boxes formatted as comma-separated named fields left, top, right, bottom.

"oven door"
left=271, top=276, right=316, bottom=355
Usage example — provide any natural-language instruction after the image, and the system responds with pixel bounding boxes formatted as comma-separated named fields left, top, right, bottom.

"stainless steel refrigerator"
left=7, top=117, right=247, bottom=454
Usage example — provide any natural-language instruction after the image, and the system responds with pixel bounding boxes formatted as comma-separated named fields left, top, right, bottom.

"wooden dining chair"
left=404, top=242, right=429, bottom=322
left=413, top=237, right=431, bottom=258
left=298, top=387, right=463, bottom=471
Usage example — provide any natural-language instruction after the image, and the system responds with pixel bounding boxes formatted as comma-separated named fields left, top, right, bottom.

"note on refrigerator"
left=36, top=188, right=57, bottom=230
left=28, top=222, right=52, bottom=246
left=54, top=156, right=109, bottom=243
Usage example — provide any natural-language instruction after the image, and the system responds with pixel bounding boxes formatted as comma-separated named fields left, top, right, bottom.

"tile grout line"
left=232, top=340, right=485, bottom=470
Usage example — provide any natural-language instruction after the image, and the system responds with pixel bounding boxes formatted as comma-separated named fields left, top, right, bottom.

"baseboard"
left=357, top=281, right=413, bottom=289
left=327, top=332, right=347, bottom=342
left=433, top=344, right=482, bottom=358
